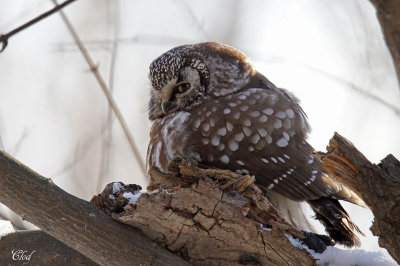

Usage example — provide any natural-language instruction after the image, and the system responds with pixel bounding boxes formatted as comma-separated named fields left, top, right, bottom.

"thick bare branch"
left=0, top=230, right=98, bottom=265
left=0, top=150, right=189, bottom=266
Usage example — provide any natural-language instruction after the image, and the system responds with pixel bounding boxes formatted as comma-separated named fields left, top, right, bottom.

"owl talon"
left=167, top=156, right=199, bottom=175
left=167, top=156, right=183, bottom=173
left=180, top=158, right=199, bottom=171
left=220, top=174, right=255, bottom=193
left=299, top=231, right=334, bottom=253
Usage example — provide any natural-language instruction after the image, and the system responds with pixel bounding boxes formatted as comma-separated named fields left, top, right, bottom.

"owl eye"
left=174, top=83, right=190, bottom=94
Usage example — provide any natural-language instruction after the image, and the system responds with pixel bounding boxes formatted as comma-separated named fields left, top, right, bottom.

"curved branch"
left=0, top=150, right=189, bottom=266
left=0, top=0, right=77, bottom=52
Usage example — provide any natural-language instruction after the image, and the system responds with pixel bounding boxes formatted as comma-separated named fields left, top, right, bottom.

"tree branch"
left=0, top=230, right=98, bottom=265
left=370, top=0, right=400, bottom=87
left=0, top=150, right=189, bottom=266
left=0, top=0, right=77, bottom=52
left=52, top=0, right=146, bottom=177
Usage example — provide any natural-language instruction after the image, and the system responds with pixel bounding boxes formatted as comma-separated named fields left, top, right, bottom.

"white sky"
left=0, top=0, right=399, bottom=257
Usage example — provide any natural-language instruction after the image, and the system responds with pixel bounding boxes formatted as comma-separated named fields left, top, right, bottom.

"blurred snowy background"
left=0, top=0, right=399, bottom=264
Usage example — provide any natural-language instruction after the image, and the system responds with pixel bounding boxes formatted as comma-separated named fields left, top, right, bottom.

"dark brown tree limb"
left=370, top=0, right=400, bottom=85
left=0, top=230, right=98, bottom=265
left=0, top=150, right=190, bottom=266
left=317, top=132, right=400, bottom=264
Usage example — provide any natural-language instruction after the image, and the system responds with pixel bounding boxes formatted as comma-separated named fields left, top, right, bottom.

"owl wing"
left=188, top=84, right=335, bottom=202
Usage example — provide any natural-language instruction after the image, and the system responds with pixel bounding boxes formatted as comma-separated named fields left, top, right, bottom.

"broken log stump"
left=318, top=132, right=400, bottom=264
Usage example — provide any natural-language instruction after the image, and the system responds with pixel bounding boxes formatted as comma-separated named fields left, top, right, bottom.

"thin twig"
left=179, top=0, right=209, bottom=39
left=307, top=65, right=400, bottom=116
left=97, top=0, right=121, bottom=192
left=9, top=128, right=29, bottom=155
left=51, top=121, right=111, bottom=178
left=0, top=112, right=4, bottom=150
left=51, top=0, right=146, bottom=176
left=52, top=34, right=194, bottom=52
left=0, top=0, right=77, bottom=52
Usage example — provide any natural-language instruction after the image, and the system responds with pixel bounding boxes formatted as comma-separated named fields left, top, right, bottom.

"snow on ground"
left=316, top=246, right=398, bottom=266
left=286, top=234, right=398, bottom=266
left=0, top=220, right=15, bottom=238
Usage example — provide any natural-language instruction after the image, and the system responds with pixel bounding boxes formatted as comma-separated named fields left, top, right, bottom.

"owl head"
left=148, top=42, right=255, bottom=120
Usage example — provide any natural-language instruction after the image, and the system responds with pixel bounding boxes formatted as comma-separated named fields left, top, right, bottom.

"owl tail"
left=307, top=197, right=364, bottom=247
left=320, top=173, right=366, bottom=207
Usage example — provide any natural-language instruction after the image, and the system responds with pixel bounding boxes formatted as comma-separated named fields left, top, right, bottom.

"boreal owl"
left=146, top=42, right=364, bottom=247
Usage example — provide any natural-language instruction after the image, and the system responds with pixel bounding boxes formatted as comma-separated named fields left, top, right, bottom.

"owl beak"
left=161, top=102, right=167, bottom=114
left=161, top=101, right=174, bottom=114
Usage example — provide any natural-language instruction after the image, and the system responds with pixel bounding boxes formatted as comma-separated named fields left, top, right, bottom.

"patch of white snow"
left=112, top=182, right=124, bottom=193
left=123, top=191, right=142, bottom=206
left=0, top=220, right=15, bottom=238
left=285, top=234, right=398, bottom=266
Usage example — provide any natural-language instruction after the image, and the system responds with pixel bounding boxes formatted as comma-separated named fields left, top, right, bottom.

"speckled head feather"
left=149, top=42, right=255, bottom=93
left=149, top=44, right=210, bottom=91
left=148, top=42, right=257, bottom=121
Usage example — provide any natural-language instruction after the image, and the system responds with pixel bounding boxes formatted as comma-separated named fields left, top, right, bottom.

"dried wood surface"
left=92, top=164, right=316, bottom=266
left=318, top=132, right=400, bottom=264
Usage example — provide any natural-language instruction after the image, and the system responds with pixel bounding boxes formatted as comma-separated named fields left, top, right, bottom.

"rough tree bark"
left=92, top=132, right=400, bottom=265
left=317, top=132, right=400, bottom=264
left=370, top=0, right=400, bottom=84
left=92, top=166, right=316, bottom=265
left=0, top=151, right=189, bottom=266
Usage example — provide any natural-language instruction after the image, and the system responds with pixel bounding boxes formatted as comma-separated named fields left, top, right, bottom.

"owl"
left=146, top=42, right=364, bottom=247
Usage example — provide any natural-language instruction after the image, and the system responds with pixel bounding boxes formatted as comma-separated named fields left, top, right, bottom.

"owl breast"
left=147, top=85, right=329, bottom=201
left=147, top=111, right=192, bottom=174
